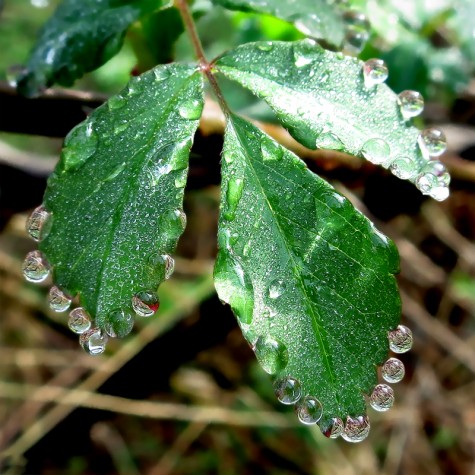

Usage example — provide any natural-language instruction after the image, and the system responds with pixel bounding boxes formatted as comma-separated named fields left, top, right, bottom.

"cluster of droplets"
left=23, top=205, right=177, bottom=355
left=359, top=58, right=449, bottom=200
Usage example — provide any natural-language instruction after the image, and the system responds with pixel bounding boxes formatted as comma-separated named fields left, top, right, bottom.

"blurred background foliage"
left=1, top=0, right=475, bottom=474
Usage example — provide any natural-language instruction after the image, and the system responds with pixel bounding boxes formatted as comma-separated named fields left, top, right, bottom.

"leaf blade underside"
left=17, top=0, right=166, bottom=96
left=40, top=63, right=203, bottom=332
left=214, top=114, right=401, bottom=428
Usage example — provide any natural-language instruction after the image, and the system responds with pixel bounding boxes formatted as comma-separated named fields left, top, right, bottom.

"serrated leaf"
left=215, top=39, right=430, bottom=177
left=214, top=114, right=401, bottom=430
left=39, top=63, right=203, bottom=333
left=211, top=0, right=346, bottom=48
left=17, top=0, right=167, bottom=97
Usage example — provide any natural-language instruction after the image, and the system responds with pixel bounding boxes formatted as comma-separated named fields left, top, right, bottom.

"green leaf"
left=17, top=0, right=167, bottom=97
left=39, top=63, right=204, bottom=334
left=211, top=0, right=347, bottom=48
left=214, top=114, right=401, bottom=432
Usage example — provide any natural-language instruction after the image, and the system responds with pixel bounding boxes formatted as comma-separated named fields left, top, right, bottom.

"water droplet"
left=363, top=59, right=388, bottom=87
left=274, top=377, right=302, bottom=405
left=416, top=172, right=438, bottom=194
left=6, top=64, right=26, bottom=87
left=370, top=384, right=394, bottom=412
left=148, top=253, right=175, bottom=280
left=296, top=396, right=323, bottom=424
left=342, top=10, right=370, bottom=30
left=342, top=415, right=370, bottom=443
left=268, top=279, right=285, bottom=299
left=389, top=156, right=417, bottom=179
left=293, top=39, right=319, bottom=68
left=68, top=308, right=92, bottom=334
left=322, top=417, right=345, bottom=438
left=343, top=28, right=369, bottom=54
left=153, top=67, right=170, bottom=82
left=382, top=357, right=405, bottom=383
left=26, top=205, right=52, bottom=242
left=107, top=94, right=126, bottom=110
left=174, top=171, right=187, bottom=188
left=261, top=139, right=283, bottom=161
left=428, top=185, right=450, bottom=201
left=22, top=250, right=50, bottom=283
left=159, top=209, right=187, bottom=238
left=48, top=286, right=71, bottom=312
left=132, top=290, right=160, bottom=317
left=422, top=160, right=447, bottom=177
left=224, top=178, right=244, bottom=221
left=62, top=121, right=98, bottom=172
left=254, top=336, right=288, bottom=374
left=316, top=131, right=344, bottom=150
left=388, top=324, right=413, bottom=353
left=418, top=128, right=447, bottom=158
left=257, top=42, right=273, bottom=52
left=104, top=309, right=134, bottom=338
left=114, top=120, right=128, bottom=134
left=398, top=90, right=424, bottom=119
left=178, top=99, right=203, bottom=120
left=361, top=138, right=390, bottom=165
left=79, top=327, right=108, bottom=355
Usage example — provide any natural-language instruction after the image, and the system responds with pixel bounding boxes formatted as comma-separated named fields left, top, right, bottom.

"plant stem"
left=175, top=0, right=230, bottom=117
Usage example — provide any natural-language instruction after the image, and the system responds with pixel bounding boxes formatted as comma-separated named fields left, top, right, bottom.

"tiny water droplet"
left=268, top=279, right=285, bottom=299
left=132, top=290, right=160, bottom=317
left=398, top=90, right=424, bottom=119
left=105, top=309, right=134, bottom=338
left=363, top=59, right=388, bottom=87
left=418, top=128, right=447, bottom=158
left=48, top=286, right=71, bottom=312
left=361, top=138, right=390, bottom=165
left=342, top=415, right=370, bottom=443
left=261, top=139, right=283, bottom=161
left=316, top=131, right=344, bottom=150
left=257, top=42, right=273, bottom=52
left=322, top=417, right=345, bottom=438
left=382, top=357, right=405, bottom=383
left=274, top=377, right=302, bottom=405
left=178, top=99, right=203, bottom=120
left=254, top=336, right=288, bottom=374
left=224, top=178, right=244, bottom=221
left=22, top=250, right=50, bottom=283
left=388, top=324, right=413, bottom=353
left=296, top=396, right=323, bottom=424
left=153, top=67, right=170, bottom=82
left=68, top=308, right=92, bottom=334
left=293, top=39, right=319, bottom=68
left=389, top=156, right=417, bottom=179
left=370, top=384, right=394, bottom=412
left=107, top=95, right=126, bottom=110
left=26, top=205, right=52, bottom=242
left=79, top=327, right=108, bottom=355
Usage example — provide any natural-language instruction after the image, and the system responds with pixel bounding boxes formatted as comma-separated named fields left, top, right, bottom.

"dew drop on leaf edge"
left=341, top=415, right=370, bottom=443
left=296, top=396, right=323, bottom=424
left=382, top=357, right=405, bottom=383
left=370, top=384, right=394, bottom=412
left=48, top=286, right=72, bottom=312
left=68, top=308, right=92, bottom=334
left=22, top=250, right=50, bottom=283
left=274, top=377, right=302, bottom=405
left=254, top=336, right=288, bottom=375
left=79, top=327, right=108, bottom=355
left=105, top=309, right=134, bottom=338
left=388, top=325, right=413, bottom=353
left=132, top=290, right=160, bottom=317
left=363, top=59, right=388, bottom=88
left=26, top=205, right=52, bottom=242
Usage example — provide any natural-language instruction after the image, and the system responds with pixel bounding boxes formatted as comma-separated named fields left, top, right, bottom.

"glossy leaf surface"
left=40, top=63, right=203, bottom=331
left=214, top=114, right=401, bottom=428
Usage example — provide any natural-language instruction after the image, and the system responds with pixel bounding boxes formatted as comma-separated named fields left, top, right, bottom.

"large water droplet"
left=398, top=90, right=424, bottom=119
left=22, top=250, right=50, bottom=283
left=343, top=28, right=369, bottom=55
left=342, top=10, right=370, bottom=30
left=274, top=377, right=302, bottom=405
left=363, top=59, right=388, bottom=87
left=268, top=279, right=286, bottom=299
left=79, top=327, right=108, bottom=355
left=257, top=41, right=274, bottom=52
left=68, top=308, right=92, bottom=334
left=105, top=309, right=134, bottom=338
left=160, top=209, right=187, bottom=238
left=388, top=324, right=413, bottom=353
left=293, top=39, right=319, bottom=68
left=107, top=94, right=126, bottom=111
left=428, top=185, right=450, bottom=201
left=382, top=357, right=405, bottom=383
left=62, top=121, right=98, bottom=172
left=154, top=67, right=170, bottom=82
left=261, top=139, right=283, bottom=161
left=26, top=205, right=52, bottom=242
left=316, top=131, right=344, bottom=150
left=224, top=178, right=244, bottom=221
left=296, top=396, right=323, bottom=424
left=370, top=384, right=394, bottom=412
left=48, top=286, right=71, bottom=312
left=418, top=128, right=447, bottom=158
left=149, top=253, right=175, bottom=280
left=178, top=99, right=203, bottom=120
left=342, top=416, right=370, bottom=443
left=132, top=290, right=160, bottom=317
left=6, top=65, right=26, bottom=88
left=361, top=138, right=390, bottom=165
left=254, top=336, right=288, bottom=374
left=389, top=156, right=417, bottom=179
left=322, top=417, right=345, bottom=438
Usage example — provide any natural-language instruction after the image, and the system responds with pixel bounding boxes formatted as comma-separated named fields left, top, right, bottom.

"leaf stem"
left=175, top=0, right=230, bottom=117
